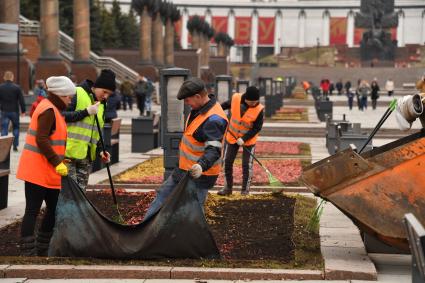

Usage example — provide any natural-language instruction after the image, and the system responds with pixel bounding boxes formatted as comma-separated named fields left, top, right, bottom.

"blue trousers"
left=144, top=171, right=217, bottom=221
left=1, top=111, right=20, bottom=148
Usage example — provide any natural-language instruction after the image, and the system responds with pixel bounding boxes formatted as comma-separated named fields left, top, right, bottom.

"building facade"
left=101, top=0, right=425, bottom=62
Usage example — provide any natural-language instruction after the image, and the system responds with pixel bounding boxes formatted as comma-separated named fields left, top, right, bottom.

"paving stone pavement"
left=0, top=100, right=414, bottom=282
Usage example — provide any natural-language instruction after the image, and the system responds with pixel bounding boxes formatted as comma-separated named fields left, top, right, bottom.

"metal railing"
left=19, top=15, right=139, bottom=84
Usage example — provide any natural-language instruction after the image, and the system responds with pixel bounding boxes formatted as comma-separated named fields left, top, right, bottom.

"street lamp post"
left=316, top=37, right=320, bottom=67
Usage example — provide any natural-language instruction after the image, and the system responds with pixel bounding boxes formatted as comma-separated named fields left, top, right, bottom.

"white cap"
left=46, top=76, right=76, bottom=97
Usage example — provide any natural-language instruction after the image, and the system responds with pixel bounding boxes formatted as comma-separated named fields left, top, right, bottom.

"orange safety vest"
left=17, top=99, right=67, bottom=189
left=226, top=93, right=264, bottom=146
left=179, top=102, right=228, bottom=176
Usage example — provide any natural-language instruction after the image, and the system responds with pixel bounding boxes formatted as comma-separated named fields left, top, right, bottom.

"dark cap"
left=243, top=86, right=260, bottom=100
left=94, top=69, right=116, bottom=91
left=177, top=77, right=205, bottom=100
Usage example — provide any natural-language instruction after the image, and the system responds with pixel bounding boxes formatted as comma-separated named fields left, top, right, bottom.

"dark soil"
left=0, top=191, right=321, bottom=269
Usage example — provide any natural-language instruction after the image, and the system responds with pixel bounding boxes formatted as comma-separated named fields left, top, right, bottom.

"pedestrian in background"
left=336, top=79, right=343, bottom=95
left=347, top=88, right=354, bottom=110
left=134, top=76, right=148, bottom=116
left=385, top=78, right=395, bottom=96
left=344, top=80, right=352, bottom=95
left=0, top=71, right=26, bottom=151
left=120, top=76, right=134, bottom=111
left=370, top=78, right=380, bottom=110
left=17, top=76, right=75, bottom=256
left=63, top=69, right=115, bottom=191
left=105, top=90, right=121, bottom=123
left=358, top=80, right=371, bottom=111
left=144, top=77, right=155, bottom=117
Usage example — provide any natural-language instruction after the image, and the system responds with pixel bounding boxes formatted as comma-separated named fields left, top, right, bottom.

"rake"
left=227, top=131, right=283, bottom=189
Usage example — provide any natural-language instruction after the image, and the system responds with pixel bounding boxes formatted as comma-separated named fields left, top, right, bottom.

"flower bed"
left=0, top=192, right=322, bottom=269
left=270, top=107, right=308, bottom=121
left=113, top=158, right=304, bottom=186
left=240, top=141, right=308, bottom=156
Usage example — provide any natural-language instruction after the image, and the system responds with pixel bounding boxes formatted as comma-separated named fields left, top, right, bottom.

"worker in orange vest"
left=218, top=86, right=264, bottom=196
left=16, top=76, right=75, bottom=256
left=144, top=77, right=228, bottom=220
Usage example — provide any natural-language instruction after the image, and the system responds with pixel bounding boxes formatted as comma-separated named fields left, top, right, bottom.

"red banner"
left=354, top=28, right=364, bottom=45
left=391, top=28, right=397, bottom=40
left=257, top=17, right=275, bottom=45
left=174, top=19, right=182, bottom=43
left=330, top=17, right=347, bottom=45
left=234, top=17, right=251, bottom=45
left=212, top=16, right=228, bottom=34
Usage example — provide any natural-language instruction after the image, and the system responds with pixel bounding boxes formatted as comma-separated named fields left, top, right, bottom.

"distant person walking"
left=120, top=77, right=134, bottom=111
left=370, top=79, right=380, bottom=110
left=0, top=71, right=26, bottom=151
left=358, top=80, right=371, bottom=111
left=344, top=80, right=352, bottom=95
left=144, top=77, right=155, bottom=117
left=336, top=79, right=343, bottom=95
left=347, top=88, right=354, bottom=110
left=104, top=90, right=121, bottom=123
left=134, top=76, right=148, bottom=116
left=385, top=78, right=395, bottom=96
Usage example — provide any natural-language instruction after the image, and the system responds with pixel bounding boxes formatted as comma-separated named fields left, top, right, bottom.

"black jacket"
left=221, top=97, right=264, bottom=143
left=105, top=91, right=121, bottom=121
left=0, top=81, right=25, bottom=113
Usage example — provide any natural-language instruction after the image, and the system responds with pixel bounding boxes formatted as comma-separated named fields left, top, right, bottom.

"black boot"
left=20, top=236, right=36, bottom=256
left=217, top=186, right=232, bottom=196
left=36, top=231, right=53, bottom=256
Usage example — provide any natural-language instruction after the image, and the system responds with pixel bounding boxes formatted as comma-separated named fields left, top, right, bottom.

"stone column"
left=164, top=19, right=174, bottom=66
left=250, top=11, right=258, bottom=63
left=298, top=10, right=306, bottom=48
left=72, top=0, right=96, bottom=82
left=181, top=9, right=189, bottom=49
left=218, top=42, right=227, bottom=57
left=35, top=0, right=69, bottom=83
left=346, top=11, right=354, bottom=47
left=140, top=6, right=152, bottom=64
left=397, top=10, right=405, bottom=47
left=227, top=10, right=236, bottom=62
left=274, top=11, right=282, bottom=55
left=202, top=34, right=210, bottom=67
left=0, top=0, right=32, bottom=93
left=322, top=10, right=330, bottom=46
left=152, top=12, right=164, bottom=66
left=0, top=0, right=19, bottom=53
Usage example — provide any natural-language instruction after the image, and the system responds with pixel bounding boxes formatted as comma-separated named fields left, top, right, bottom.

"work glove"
left=100, top=151, right=111, bottom=163
left=55, top=162, right=68, bottom=176
left=236, top=138, right=245, bottom=146
left=189, top=163, right=202, bottom=179
left=86, top=101, right=100, bottom=115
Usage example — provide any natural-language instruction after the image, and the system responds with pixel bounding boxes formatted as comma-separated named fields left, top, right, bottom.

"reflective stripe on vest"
left=226, top=93, right=264, bottom=146
left=65, top=87, right=104, bottom=160
left=16, top=99, right=67, bottom=189
left=178, top=102, right=228, bottom=176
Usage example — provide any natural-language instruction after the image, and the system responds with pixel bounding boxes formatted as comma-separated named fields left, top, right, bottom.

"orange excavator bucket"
left=302, top=130, right=425, bottom=251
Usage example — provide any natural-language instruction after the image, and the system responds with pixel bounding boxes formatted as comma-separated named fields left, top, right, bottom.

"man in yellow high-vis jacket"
left=62, top=69, right=116, bottom=190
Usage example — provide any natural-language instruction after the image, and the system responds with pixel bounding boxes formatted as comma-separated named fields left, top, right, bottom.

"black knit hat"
left=243, top=86, right=260, bottom=100
left=94, top=69, right=116, bottom=91
left=177, top=77, right=205, bottom=100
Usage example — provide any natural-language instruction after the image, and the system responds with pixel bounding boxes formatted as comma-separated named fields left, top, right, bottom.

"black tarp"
left=48, top=175, right=220, bottom=259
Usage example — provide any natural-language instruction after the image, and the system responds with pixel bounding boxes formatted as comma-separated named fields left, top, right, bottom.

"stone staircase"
left=19, top=16, right=139, bottom=84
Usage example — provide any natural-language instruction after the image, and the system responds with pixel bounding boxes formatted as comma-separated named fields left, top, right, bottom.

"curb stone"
left=4, top=265, right=171, bottom=279
left=0, top=265, right=10, bottom=278
left=170, top=267, right=323, bottom=280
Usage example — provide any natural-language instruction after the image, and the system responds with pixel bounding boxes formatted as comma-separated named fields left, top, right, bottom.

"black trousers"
left=136, top=94, right=146, bottom=115
left=21, top=182, right=60, bottom=237
left=223, top=142, right=255, bottom=191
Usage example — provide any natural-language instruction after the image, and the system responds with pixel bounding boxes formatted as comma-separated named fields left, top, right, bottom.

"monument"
left=355, top=0, right=398, bottom=65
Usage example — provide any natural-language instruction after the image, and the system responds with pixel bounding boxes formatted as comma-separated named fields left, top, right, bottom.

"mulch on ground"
left=0, top=191, right=322, bottom=269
